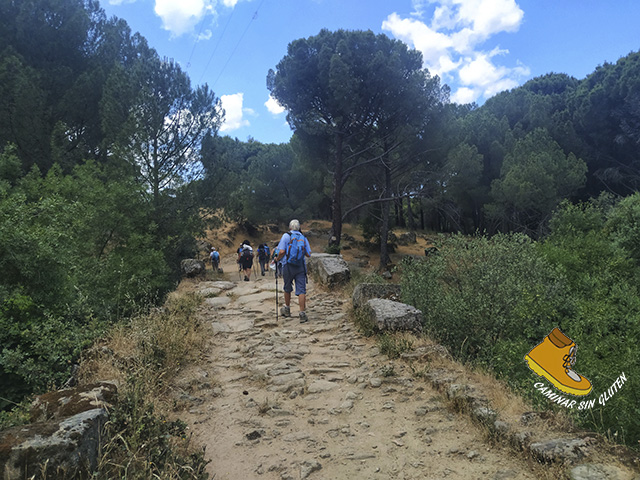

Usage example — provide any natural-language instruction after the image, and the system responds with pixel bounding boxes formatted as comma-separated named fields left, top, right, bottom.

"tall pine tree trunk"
left=379, top=156, right=392, bottom=270
left=407, top=195, right=415, bottom=231
left=329, top=134, right=343, bottom=248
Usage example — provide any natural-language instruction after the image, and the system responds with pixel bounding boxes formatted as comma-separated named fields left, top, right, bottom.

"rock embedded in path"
left=307, top=253, right=350, bottom=288
left=362, top=298, right=424, bottom=333
left=205, top=296, right=231, bottom=307
left=199, top=280, right=236, bottom=291
left=300, top=460, right=322, bottom=479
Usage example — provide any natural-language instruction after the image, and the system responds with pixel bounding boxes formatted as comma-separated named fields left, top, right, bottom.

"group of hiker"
left=208, top=219, right=312, bottom=323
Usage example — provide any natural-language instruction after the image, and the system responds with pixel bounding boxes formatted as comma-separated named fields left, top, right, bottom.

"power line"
left=186, top=11, right=209, bottom=70
left=210, top=0, right=267, bottom=88
left=198, top=6, right=237, bottom=85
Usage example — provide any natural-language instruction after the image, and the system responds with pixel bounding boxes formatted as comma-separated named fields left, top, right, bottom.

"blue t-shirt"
left=277, top=231, right=311, bottom=266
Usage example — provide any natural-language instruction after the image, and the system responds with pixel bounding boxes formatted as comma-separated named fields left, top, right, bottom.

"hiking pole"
left=275, top=264, right=279, bottom=322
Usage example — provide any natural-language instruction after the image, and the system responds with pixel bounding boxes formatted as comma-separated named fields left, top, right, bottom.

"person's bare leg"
left=284, top=291, right=291, bottom=307
left=299, top=294, right=306, bottom=312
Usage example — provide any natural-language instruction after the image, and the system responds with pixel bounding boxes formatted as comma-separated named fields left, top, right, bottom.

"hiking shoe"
left=244, top=276, right=249, bottom=282
left=280, top=305, right=291, bottom=317
left=299, top=311, right=308, bottom=323
left=525, top=327, right=592, bottom=396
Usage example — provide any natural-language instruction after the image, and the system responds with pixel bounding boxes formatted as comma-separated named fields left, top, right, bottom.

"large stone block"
left=1, top=382, right=117, bottom=480
left=363, top=298, right=423, bottom=333
left=181, top=259, right=206, bottom=277
left=352, top=283, right=402, bottom=308
left=307, top=253, right=350, bottom=288
left=30, top=382, right=117, bottom=423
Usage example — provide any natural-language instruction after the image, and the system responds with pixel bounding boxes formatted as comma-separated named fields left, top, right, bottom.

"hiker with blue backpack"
left=257, top=243, right=270, bottom=276
left=276, top=219, right=312, bottom=323
left=209, top=247, right=220, bottom=271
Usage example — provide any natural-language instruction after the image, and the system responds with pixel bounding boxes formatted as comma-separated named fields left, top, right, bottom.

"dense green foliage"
left=0, top=0, right=218, bottom=408
left=402, top=197, right=640, bottom=446
left=0, top=154, right=171, bottom=406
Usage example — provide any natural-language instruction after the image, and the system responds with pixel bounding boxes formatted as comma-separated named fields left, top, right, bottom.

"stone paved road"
left=179, top=271, right=546, bottom=480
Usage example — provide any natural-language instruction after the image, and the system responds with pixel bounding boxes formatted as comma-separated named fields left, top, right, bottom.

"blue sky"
left=100, top=0, right=640, bottom=145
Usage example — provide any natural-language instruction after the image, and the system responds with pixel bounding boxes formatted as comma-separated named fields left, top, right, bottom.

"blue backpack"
left=286, top=231, right=306, bottom=266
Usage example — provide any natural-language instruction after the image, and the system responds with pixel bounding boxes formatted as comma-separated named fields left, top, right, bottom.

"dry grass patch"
left=76, top=285, right=211, bottom=479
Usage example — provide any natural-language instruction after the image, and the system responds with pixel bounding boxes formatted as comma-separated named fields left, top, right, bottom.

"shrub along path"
left=176, top=259, right=553, bottom=480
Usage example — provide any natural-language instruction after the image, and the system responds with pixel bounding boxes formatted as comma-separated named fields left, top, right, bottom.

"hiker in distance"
left=270, top=242, right=283, bottom=278
left=238, top=240, right=254, bottom=281
left=257, top=243, right=270, bottom=276
left=276, top=219, right=312, bottom=323
left=209, top=247, right=220, bottom=272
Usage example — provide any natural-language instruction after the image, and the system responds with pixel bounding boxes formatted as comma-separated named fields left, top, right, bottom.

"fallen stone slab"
left=352, top=283, right=402, bottom=308
left=529, top=437, right=595, bottom=464
left=1, top=409, right=107, bottom=479
left=307, top=253, right=350, bottom=288
left=362, top=298, right=423, bottom=333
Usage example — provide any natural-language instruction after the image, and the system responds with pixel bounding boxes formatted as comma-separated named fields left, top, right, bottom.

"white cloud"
left=198, top=29, right=213, bottom=41
left=220, top=93, right=250, bottom=132
left=451, top=86, right=479, bottom=104
left=382, top=13, right=454, bottom=77
left=265, top=95, right=286, bottom=115
left=382, top=0, right=528, bottom=104
left=154, top=0, right=207, bottom=37
left=153, top=0, right=247, bottom=38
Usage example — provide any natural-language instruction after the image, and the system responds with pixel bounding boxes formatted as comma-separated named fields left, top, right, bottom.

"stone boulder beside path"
left=307, top=253, right=350, bottom=288
left=352, top=283, right=402, bottom=308
left=181, top=259, right=206, bottom=277
left=0, top=382, right=117, bottom=480
left=362, top=298, right=423, bottom=333
left=352, top=283, right=423, bottom=333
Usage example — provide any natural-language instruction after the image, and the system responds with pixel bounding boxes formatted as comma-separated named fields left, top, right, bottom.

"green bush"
left=540, top=198, right=640, bottom=445
left=400, top=201, right=640, bottom=448
left=401, top=233, right=570, bottom=368
left=0, top=159, right=178, bottom=408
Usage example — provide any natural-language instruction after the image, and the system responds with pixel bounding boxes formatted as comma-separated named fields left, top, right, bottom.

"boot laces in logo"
left=524, top=327, right=592, bottom=396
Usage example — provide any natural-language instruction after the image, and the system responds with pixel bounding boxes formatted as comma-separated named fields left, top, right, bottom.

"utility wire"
left=210, top=0, right=266, bottom=88
left=186, top=11, right=209, bottom=70
left=198, top=6, right=237, bottom=85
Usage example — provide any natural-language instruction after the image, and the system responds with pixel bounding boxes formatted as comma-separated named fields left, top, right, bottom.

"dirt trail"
left=175, top=254, right=553, bottom=480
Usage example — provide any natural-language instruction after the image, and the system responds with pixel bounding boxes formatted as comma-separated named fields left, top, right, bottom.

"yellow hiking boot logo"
left=524, top=327, right=592, bottom=396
